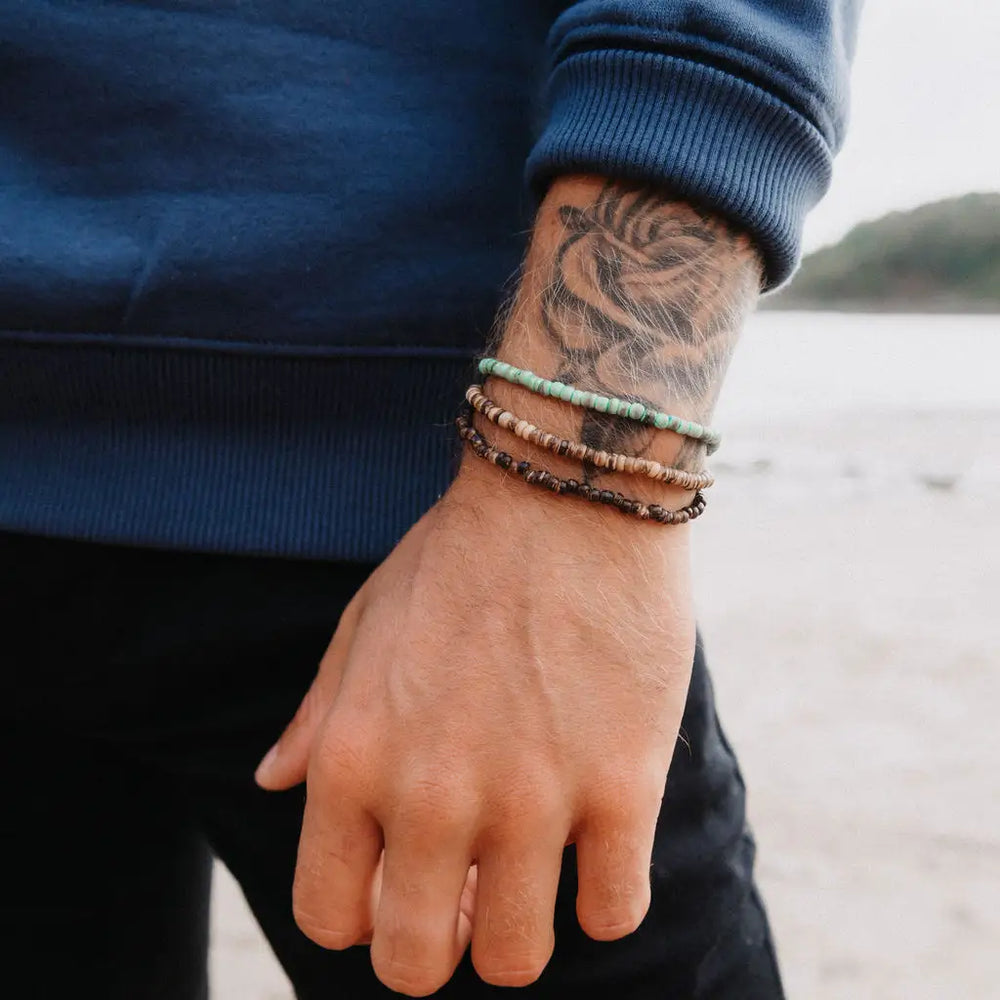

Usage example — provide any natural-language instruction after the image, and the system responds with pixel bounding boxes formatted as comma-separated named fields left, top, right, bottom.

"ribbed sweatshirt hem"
left=0, top=336, right=475, bottom=561
left=525, top=48, right=833, bottom=289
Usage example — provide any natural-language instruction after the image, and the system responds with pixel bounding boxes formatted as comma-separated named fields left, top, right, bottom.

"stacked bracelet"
left=478, top=357, right=721, bottom=455
left=465, top=385, right=713, bottom=490
left=456, top=408, right=706, bottom=525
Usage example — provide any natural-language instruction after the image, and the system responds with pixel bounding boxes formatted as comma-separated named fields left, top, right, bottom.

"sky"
left=801, top=0, right=1000, bottom=252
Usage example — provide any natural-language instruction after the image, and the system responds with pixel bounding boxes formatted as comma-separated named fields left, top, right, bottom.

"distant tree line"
left=767, top=192, right=1000, bottom=312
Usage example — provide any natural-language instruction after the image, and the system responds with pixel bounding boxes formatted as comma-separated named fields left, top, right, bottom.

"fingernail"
left=254, top=744, right=279, bottom=785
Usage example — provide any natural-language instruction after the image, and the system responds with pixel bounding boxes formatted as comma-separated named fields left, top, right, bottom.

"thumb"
left=253, top=675, right=327, bottom=790
left=255, top=595, right=361, bottom=790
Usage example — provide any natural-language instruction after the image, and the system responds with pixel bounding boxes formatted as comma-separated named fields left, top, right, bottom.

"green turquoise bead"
left=473, top=358, right=721, bottom=454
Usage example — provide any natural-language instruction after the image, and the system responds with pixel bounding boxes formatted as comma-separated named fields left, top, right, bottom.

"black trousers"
left=0, top=531, right=783, bottom=999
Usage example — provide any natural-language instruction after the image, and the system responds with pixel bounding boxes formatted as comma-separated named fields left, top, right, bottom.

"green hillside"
left=768, top=192, right=1000, bottom=312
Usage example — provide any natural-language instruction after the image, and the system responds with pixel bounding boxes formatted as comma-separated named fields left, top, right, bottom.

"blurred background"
left=211, top=1, right=1000, bottom=996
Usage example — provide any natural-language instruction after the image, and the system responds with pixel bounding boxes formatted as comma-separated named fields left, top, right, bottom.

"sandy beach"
left=209, top=401, right=1000, bottom=999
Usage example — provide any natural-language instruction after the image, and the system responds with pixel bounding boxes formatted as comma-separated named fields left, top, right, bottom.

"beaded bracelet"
left=478, top=357, right=721, bottom=455
left=456, top=408, right=707, bottom=525
left=465, top=385, right=714, bottom=491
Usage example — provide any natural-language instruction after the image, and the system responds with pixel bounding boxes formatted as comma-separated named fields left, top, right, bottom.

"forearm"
left=472, top=175, right=762, bottom=503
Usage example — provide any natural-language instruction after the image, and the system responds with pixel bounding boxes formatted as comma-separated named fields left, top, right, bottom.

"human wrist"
left=454, top=174, right=759, bottom=524
left=495, top=178, right=756, bottom=455
left=467, top=360, right=699, bottom=508
left=447, top=453, right=693, bottom=551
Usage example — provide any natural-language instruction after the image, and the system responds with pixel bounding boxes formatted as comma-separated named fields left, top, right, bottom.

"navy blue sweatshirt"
left=0, top=1, right=859, bottom=559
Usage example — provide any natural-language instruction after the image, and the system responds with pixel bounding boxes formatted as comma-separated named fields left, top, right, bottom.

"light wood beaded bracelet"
left=456, top=408, right=707, bottom=526
left=478, top=357, right=722, bottom=455
left=465, top=385, right=714, bottom=491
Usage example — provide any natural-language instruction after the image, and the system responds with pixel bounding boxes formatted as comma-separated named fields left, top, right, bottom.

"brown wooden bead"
left=455, top=409, right=708, bottom=527
left=464, top=385, right=714, bottom=490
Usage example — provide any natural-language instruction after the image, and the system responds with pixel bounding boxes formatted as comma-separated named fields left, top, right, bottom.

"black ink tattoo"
left=536, top=181, right=759, bottom=475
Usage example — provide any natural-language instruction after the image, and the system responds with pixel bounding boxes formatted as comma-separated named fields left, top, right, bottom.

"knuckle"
left=579, top=899, right=649, bottom=941
left=490, top=770, right=563, bottom=828
left=585, top=772, right=663, bottom=833
left=292, top=833, right=361, bottom=893
left=473, top=919, right=554, bottom=987
left=311, top=727, right=371, bottom=781
left=397, top=772, right=474, bottom=828
left=292, top=907, right=364, bottom=951
left=473, top=949, right=550, bottom=988
left=587, top=765, right=646, bottom=814
left=371, top=954, right=447, bottom=997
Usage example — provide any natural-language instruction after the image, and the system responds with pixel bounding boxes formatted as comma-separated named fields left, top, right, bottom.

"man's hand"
left=256, top=468, right=695, bottom=995
left=255, top=176, right=761, bottom=995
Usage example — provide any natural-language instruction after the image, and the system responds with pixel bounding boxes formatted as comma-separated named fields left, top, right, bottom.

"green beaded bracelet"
left=478, top=357, right=721, bottom=455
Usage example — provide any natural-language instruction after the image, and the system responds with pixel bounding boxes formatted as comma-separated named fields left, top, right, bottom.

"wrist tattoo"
left=528, top=181, right=760, bottom=475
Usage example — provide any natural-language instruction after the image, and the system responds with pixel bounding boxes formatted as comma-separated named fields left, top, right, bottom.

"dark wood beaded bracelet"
left=455, top=408, right=707, bottom=525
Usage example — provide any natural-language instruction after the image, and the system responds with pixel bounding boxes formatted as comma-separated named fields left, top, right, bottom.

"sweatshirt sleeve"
left=526, top=1, right=862, bottom=289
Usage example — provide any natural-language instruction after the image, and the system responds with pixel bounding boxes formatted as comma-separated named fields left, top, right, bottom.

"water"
left=717, top=311, right=1000, bottom=421
left=709, top=312, right=1000, bottom=492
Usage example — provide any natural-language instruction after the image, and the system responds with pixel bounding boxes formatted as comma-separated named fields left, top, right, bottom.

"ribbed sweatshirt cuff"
left=526, top=49, right=834, bottom=289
